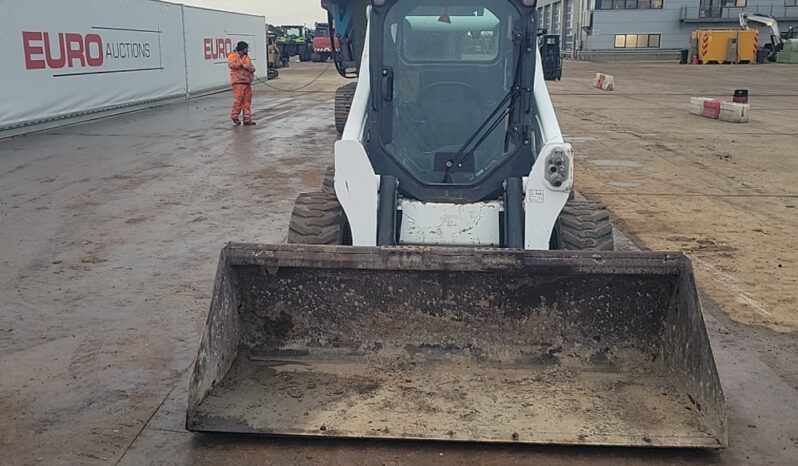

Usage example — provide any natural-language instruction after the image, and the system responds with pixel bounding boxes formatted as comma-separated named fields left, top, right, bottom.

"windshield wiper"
left=441, top=86, right=520, bottom=183
left=442, top=32, right=527, bottom=184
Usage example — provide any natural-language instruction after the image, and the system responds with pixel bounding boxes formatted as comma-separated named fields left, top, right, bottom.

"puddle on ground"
left=589, top=160, right=644, bottom=168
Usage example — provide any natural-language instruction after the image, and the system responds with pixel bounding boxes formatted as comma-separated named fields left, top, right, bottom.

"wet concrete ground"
left=1, top=62, right=796, bottom=465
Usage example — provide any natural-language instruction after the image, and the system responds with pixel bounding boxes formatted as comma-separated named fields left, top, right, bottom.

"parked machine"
left=539, top=34, right=562, bottom=80
left=267, top=34, right=281, bottom=79
left=739, top=12, right=784, bottom=62
left=688, top=28, right=759, bottom=64
left=739, top=12, right=798, bottom=63
left=186, top=0, right=727, bottom=449
left=779, top=26, right=798, bottom=63
left=311, top=22, right=340, bottom=62
left=277, top=25, right=311, bottom=63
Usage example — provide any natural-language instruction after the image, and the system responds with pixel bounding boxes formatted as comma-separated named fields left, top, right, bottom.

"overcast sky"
left=170, top=0, right=327, bottom=25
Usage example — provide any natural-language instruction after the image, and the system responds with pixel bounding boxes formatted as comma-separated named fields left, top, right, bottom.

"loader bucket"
left=186, top=244, right=727, bottom=448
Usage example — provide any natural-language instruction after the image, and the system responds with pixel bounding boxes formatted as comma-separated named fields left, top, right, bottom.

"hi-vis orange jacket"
left=227, top=52, right=255, bottom=85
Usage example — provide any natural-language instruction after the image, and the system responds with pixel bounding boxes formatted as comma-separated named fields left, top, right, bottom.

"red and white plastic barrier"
left=691, top=97, right=750, bottom=123
left=594, top=73, right=615, bottom=91
left=720, top=102, right=750, bottom=123
left=702, top=99, right=722, bottom=119
left=689, top=97, right=711, bottom=115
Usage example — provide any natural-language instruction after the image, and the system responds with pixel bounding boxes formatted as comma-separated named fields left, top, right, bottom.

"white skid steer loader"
left=186, top=0, right=727, bottom=448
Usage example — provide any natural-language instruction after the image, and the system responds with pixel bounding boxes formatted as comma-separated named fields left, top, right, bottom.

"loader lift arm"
left=322, top=0, right=370, bottom=77
left=739, top=11, right=784, bottom=60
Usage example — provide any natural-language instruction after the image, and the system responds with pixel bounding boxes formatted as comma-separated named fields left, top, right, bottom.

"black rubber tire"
left=298, top=47, right=311, bottom=62
left=287, top=192, right=347, bottom=245
left=321, top=165, right=335, bottom=194
left=556, top=200, right=615, bottom=251
left=335, top=83, right=357, bottom=134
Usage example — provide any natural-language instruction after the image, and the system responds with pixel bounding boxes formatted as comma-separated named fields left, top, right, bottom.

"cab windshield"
left=381, top=0, right=521, bottom=186
left=284, top=27, right=302, bottom=37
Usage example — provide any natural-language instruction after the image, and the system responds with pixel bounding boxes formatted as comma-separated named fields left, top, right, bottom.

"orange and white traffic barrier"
left=594, top=73, right=615, bottom=91
left=719, top=101, right=750, bottom=123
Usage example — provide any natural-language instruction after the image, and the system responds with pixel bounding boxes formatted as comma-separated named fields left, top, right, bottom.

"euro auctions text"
left=22, top=30, right=160, bottom=73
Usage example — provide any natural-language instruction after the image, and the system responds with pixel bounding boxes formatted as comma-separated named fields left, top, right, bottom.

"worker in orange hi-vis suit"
left=228, top=41, right=256, bottom=126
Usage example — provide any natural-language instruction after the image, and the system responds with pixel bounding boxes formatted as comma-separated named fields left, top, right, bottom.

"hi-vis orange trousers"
left=231, top=84, right=252, bottom=123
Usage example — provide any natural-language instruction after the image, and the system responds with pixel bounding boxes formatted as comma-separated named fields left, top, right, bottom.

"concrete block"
left=594, top=73, right=615, bottom=91
left=719, top=102, right=750, bottom=123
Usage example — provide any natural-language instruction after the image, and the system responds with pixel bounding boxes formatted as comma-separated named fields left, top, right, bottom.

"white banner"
left=183, top=6, right=267, bottom=94
left=0, top=0, right=188, bottom=130
left=0, top=0, right=267, bottom=131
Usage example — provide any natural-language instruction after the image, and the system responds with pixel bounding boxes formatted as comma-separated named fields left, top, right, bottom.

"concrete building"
left=536, top=0, right=798, bottom=59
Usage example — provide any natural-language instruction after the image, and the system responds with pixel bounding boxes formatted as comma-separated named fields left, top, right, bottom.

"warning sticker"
left=529, top=189, right=544, bottom=203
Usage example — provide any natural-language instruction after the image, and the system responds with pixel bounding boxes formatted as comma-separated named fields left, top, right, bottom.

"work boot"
left=243, top=121, right=256, bottom=126
left=232, top=118, right=241, bottom=126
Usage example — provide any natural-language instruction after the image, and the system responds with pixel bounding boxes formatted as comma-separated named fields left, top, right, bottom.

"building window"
left=698, top=0, right=744, bottom=18
left=564, top=0, right=574, bottom=49
left=544, top=4, right=552, bottom=33
left=552, top=1, right=562, bottom=35
left=787, top=0, right=797, bottom=6
left=614, top=33, right=662, bottom=48
left=597, top=0, right=662, bottom=8
left=648, top=34, right=661, bottom=47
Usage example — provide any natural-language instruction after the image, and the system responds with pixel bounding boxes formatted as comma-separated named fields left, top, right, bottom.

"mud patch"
left=278, top=156, right=314, bottom=168
left=252, top=167, right=287, bottom=180
left=589, top=160, right=644, bottom=168
left=80, top=254, right=107, bottom=264
left=125, top=216, right=150, bottom=225
left=191, top=357, right=716, bottom=447
left=609, top=181, right=640, bottom=188
left=297, top=170, right=323, bottom=188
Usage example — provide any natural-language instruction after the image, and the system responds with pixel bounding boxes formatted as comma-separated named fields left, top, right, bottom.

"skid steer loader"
left=187, top=0, right=726, bottom=448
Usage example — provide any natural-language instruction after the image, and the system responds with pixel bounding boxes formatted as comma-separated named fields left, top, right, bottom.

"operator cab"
left=368, top=0, right=539, bottom=203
